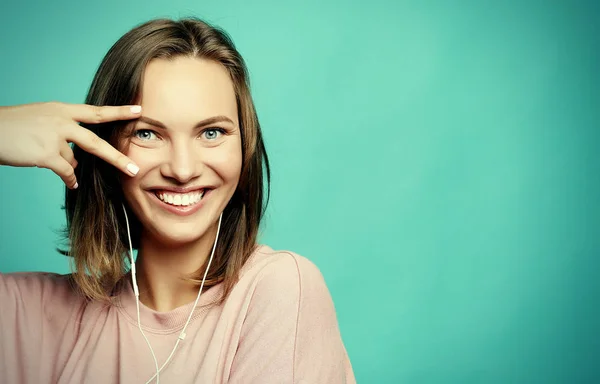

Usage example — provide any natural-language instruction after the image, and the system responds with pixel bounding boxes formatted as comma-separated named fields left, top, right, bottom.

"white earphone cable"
left=122, top=204, right=223, bottom=384
left=123, top=204, right=160, bottom=382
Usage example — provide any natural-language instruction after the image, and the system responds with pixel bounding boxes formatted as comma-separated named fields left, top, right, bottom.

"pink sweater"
left=0, top=245, right=355, bottom=383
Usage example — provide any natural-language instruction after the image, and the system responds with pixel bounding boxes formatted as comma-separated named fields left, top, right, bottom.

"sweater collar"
left=116, top=274, right=223, bottom=333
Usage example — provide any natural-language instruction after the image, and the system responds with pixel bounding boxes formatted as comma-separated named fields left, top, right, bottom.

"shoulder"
left=245, top=244, right=326, bottom=287
left=239, top=244, right=333, bottom=306
left=1, top=271, right=79, bottom=302
left=228, top=248, right=355, bottom=384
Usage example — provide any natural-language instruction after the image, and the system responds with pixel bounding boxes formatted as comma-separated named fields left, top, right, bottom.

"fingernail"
left=73, top=182, right=79, bottom=189
left=127, top=163, right=139, bottom=175
left=130, top=106, right=142, bottom=114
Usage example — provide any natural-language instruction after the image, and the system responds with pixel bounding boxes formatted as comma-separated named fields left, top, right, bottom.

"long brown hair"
left=62, top=17, right=270, bottom=305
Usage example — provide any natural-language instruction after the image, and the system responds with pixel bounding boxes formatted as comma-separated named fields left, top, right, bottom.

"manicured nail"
left=73, top=182, right=79, bottom=189
left=130, top=106, right=142, bottom=114
left=127, top=163, right=139, bottom=175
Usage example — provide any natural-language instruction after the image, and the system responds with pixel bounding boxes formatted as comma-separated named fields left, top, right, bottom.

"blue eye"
left=203, top=128, right=224, bottom=140
left=134, top=129, right=157, bottom=141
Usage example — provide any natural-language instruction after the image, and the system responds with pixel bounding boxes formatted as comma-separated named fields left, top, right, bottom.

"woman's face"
left=120, top=57, right=242, bottom=246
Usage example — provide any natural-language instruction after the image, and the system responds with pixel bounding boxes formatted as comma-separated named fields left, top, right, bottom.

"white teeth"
left=155, top=190, right=206, bottom=207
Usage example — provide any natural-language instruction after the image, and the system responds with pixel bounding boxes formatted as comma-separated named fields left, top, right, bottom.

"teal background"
left=1, top=1, right=599, bottom=382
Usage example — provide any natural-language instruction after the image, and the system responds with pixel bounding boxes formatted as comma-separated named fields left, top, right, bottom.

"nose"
left=160, top=140, right=202, bottom=184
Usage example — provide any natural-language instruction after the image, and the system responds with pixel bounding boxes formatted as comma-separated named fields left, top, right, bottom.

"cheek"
left=127, top=145, right=165, bottom=169
left=120, top=173, right=142, bottom=200
left=119, top=146, right=164, bottom=197
left=207, top=143, right=243, bottom=184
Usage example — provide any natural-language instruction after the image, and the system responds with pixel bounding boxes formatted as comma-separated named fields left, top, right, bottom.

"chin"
left=147, top=222, right=216, bottom=247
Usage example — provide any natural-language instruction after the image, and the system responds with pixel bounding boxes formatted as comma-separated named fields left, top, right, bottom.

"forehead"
left=138, top=57, right=238, bottom=126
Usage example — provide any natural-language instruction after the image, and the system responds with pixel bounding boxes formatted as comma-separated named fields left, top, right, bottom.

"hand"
left=0, top=101, right=142, bottom=189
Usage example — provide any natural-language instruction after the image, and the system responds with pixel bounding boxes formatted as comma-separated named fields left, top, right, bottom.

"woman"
left=0, top=17, right=355, bottom=383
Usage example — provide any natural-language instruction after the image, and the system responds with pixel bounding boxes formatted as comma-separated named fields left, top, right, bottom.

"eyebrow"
left=137, top=115, right=235, bottom=129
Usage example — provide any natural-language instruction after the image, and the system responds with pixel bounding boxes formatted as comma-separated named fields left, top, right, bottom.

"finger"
left=66, top=125, right=139, bottom=177
left=44, top=156, right=78, bottom=189
left=60, top=142, right=77, bottom=169
left=62, top=103, right=142, bottom=125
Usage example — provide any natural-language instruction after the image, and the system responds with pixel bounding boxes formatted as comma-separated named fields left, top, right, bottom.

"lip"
left=149, top=186, right=213, bottom=193
left=148, top=189, right=212, bottom=217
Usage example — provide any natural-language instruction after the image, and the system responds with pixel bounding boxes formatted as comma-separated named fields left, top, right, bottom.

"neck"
left=134, top=224, right=218, bottom=312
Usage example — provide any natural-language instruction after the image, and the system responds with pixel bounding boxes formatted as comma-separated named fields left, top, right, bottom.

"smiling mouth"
left=154, top=190, right=207, bottom=207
